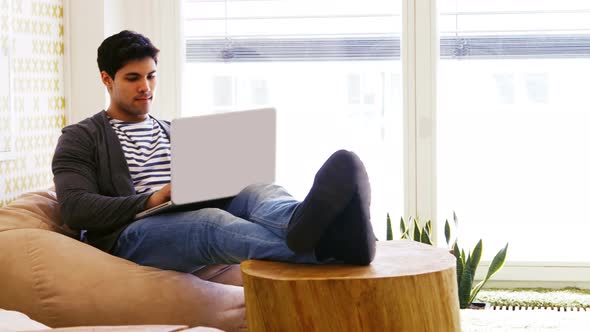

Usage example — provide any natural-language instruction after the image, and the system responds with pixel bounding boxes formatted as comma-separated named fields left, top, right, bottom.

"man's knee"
left=177, top=208, right=226, bottom=223
left=241, top=183, right=270, bottom=195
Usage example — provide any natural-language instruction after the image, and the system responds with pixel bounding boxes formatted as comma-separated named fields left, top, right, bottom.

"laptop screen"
left=170, top=108, right=276, bottom=205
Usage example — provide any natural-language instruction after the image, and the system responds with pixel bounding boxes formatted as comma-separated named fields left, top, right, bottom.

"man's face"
left=102, top=57, right=157, bottom=122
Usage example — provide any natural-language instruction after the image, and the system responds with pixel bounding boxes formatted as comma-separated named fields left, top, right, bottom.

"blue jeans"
left=112, top=184, right=318, bottom=273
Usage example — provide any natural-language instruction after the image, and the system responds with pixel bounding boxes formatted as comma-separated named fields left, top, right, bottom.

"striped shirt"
left=108, top=115, right=171, bottom=194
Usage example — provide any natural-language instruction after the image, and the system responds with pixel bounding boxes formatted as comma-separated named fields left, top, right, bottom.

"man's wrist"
left=146, top=192, right=162, bottom=209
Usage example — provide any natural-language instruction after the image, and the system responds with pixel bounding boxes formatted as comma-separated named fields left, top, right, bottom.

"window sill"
left=476, top=261, right=590, bottom=289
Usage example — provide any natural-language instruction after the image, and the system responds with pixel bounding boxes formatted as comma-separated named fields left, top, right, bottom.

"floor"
left=461, top=308, right=590, bottom=331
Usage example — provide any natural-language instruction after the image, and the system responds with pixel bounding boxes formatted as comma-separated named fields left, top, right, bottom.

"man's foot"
left=315, top=187, right=376, bottom=265
left=286, top=150, right=364, bottom=253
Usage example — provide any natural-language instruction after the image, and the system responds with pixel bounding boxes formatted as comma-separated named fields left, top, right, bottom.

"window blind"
left=186, top=34, right=590, bottom=62
left=184, top=2, right=590, bottom=62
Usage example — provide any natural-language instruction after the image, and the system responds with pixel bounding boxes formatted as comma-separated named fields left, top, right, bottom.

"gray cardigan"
left=51, top=111, right=171, bottom=252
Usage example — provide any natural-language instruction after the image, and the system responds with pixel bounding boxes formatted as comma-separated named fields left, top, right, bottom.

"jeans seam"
left=198, top=218, right=285, bottom=245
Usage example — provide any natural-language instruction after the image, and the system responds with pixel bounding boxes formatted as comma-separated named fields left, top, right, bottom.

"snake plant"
left=386, top=212, right=509, bottom=309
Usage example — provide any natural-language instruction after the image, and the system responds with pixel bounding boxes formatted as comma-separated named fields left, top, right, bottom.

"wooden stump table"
left=240, top=240, right=460, bottom=332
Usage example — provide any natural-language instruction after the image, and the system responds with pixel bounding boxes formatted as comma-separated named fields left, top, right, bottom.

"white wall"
left=63, top=0, right=182, bottom=124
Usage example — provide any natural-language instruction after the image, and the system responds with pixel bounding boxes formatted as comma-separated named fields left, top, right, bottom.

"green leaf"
left=468, top=240, right=483, bottom=285
left=464, top=251, right=472, bottom=276
left=399, top=217, right=407, bottom=239
left=461, top=249, right=466, bottom=267
left=419, top=220, right=432, bottom=245
left=453, top=211, right=458, bottom=226
left=386, top=213, right=393, bottom=241
left=470, top=240, right=483, bottom=269
left=459, top=259, right=475, bottom=308
left=469, top=243, right=508, bottom=304
left=420, top=227, right=432, bottom=245
left=453, top=242, right=463, bottom=287
left=461, top=240, right=483, bottom=306
left=413, top=217, right=421, bottom=242
left=470, top=280, right=486, bottom=305
left=485, top=243, right=509, bottom=281
left=444, top=219, right=451, bottom=246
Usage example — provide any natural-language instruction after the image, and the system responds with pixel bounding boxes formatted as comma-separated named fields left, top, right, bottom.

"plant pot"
left=468, top=301, right=488, bottom=310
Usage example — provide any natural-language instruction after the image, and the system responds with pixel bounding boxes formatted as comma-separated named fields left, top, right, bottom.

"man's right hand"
left=146, top=183, right=171, bottom=208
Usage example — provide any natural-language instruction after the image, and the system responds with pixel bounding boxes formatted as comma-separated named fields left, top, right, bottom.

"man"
left=52, top=30, right=376, bottom=275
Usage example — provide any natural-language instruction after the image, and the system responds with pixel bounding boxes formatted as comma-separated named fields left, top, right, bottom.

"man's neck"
left=105, top=108, right=148, bottom=123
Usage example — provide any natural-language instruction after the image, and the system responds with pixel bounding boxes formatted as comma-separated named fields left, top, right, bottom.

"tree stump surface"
left=241, top=240, right=461, bottom=332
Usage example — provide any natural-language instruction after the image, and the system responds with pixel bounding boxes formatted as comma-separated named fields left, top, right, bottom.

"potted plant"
left=386, top=212, right=509, bottom=309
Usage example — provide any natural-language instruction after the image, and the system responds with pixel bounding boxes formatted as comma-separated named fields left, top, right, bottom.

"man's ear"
left=100, top=71, right=113, bottom=90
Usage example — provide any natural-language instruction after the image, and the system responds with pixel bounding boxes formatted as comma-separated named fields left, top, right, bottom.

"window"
left=438, top=0, right=590, bottom=263
left=183, top=0, right=403, bottom=238
left=182, top=0, right=590, bottom=282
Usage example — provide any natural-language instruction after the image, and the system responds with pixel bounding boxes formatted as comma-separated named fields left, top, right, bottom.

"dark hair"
left=97, top=30, right=159, bottom=78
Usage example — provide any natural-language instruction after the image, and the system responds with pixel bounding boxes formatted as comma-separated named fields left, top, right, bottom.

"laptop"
left=133, top=108, right=277, bottom=220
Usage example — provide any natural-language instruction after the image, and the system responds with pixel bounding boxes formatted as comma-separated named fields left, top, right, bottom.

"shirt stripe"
left=108, top=114, right=171, bottom=194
